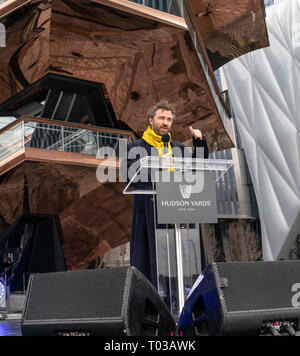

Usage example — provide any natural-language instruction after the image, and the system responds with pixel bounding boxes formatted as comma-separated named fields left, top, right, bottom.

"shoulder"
left=127, top=138, right=146, bottom=149
left=171, top=140, right=185, bottom=149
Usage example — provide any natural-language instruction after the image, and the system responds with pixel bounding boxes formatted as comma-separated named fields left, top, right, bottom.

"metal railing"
left=0, top=258, right=20, bottom=289
left=0, top=117, right=136, bottom=164
left=129, top=0, right=182, bottom=16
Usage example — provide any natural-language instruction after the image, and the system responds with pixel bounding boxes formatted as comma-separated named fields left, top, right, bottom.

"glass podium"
left=123, top=156, right=232, bottom=319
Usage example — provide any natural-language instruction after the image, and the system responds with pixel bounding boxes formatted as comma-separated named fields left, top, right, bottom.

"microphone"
left=162, top=134, right=170, bottom=154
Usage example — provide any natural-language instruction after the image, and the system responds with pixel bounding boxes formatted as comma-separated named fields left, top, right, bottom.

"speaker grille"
left=216, top=261, right=300, bottom=312
left=22, top=267, right=177, bottom=336
left=24, top=269, right=128, bottom=321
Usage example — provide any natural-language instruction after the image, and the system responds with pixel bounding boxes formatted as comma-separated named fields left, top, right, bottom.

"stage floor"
left=0, top=317, right=22, bottom=336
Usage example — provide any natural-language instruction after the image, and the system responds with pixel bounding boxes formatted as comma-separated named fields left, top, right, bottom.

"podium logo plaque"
left=179, top=184, right=193, bottom=199
left=155, top=171, right=218, bottom=224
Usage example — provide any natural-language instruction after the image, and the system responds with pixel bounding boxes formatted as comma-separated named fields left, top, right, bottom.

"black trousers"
left=130, top=194, right=157, bottom=288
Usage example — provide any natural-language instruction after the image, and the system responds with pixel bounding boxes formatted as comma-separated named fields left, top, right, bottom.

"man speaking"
left=123, top=100, right=209, bottom=288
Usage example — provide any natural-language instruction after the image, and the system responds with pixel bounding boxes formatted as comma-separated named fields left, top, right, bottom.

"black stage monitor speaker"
left=178, top=261, right=300, bottom=336
left=21, top=267, right=176, bottom=336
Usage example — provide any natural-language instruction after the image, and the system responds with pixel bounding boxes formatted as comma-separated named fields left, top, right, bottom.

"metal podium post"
left=175, top=223, right=185, bottom=315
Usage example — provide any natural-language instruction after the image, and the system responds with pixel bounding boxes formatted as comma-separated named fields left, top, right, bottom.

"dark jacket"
left=122, top=136, right=209, bottom=287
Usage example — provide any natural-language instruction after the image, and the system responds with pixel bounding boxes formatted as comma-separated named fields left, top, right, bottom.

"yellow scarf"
left=142, top=126, right=173, bottom=157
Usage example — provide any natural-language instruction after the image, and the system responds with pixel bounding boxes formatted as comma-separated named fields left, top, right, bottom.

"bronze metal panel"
left=0, top=0, right=270, bottom=270
left=0, top=146, right=121, bottom=175
left=0, top=160, right=132, bottom=270
left=0, top=0, right=272, bottom=269
left=0, top=0, right=234, bottom=151
left=0, top=0, right=51, bottom=100
left=60, top=181, right=133, bottom=270
left=184, top=0, right=269, bottom=61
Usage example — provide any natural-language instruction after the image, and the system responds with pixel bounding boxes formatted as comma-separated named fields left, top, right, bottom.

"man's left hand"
left=189, top=126, right=203, bottom=140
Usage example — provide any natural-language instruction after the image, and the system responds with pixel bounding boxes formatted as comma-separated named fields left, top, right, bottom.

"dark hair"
left=147, top=100, right=176, bottom=120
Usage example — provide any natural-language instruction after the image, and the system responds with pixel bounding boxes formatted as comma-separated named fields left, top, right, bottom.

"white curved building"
left=223, top=0, right=300, bottom=260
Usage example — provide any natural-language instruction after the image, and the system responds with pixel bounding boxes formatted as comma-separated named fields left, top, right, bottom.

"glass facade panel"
left=264, top=0, right=274, bottom=7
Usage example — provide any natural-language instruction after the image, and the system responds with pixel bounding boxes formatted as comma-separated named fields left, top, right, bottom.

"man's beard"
left=153, top=125, right=169, bottom=136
